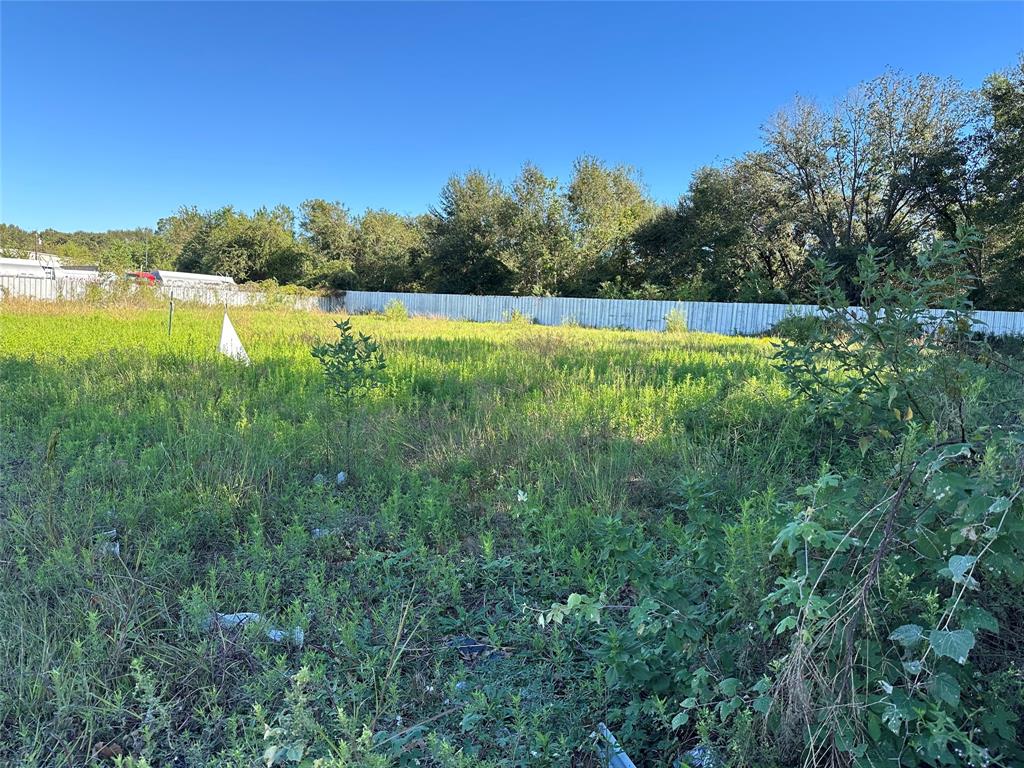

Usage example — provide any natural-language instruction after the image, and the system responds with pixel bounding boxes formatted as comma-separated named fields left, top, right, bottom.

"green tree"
left=311, top=319, right=387, bottom=467
left=179, top=206, right=310, bottom=283
left=426, top=171, right=514, bottom=294
left=52, top=241, right=93, bottom=266
left=634, top=156, right=804, bottom=301
left=565, top=156, right=655, bottom=294
left=97, top=239, right=139, bottom=273
left=975, top=58, right=1024, bottom=309
left=157, top=206, right=206, bottom=265
left=0, top=223, right=38, bottom=252
left=299, top=199, right=355, bottom=287
left=504, top=163, right=572, bottom=295
left=350, top=210, right=427, bottom=291
left=763, top=71, right=972, bottom=295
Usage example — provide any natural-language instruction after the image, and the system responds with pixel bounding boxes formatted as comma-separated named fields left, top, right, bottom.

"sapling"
left=311, top=318, right=387, bottom=470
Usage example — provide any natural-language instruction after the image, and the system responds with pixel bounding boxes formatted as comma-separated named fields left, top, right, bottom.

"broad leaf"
left=946, top=554, right=977, bottom=584
left=889, top=624, right=924, bottom=648
left=928, top=629, right=975, bottom=664
left=929, top=672, right=960, bottom=706
left=959, top=605, right=999, bottom=634
left=718, top=677, right=741, bottom=697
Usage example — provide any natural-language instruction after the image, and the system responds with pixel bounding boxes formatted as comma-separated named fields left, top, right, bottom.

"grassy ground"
left=0, top=301, right=816, bottom=766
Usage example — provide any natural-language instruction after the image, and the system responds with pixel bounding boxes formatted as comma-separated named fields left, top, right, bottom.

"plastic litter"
left=204, top=612, right=304, bottom=647
left=98, top=541, right=120, bottom=557
left=312, top=473, right=327, bottom=486
left=265, top=626, right=305, bottom=646
left=336, top=470, right=347, bottom=486
left=676, top=746, right=722, bottom=768
left=96, top=529, right=120, bottom=557
left=448, top=635, right=506, bottom=663
left=594, top=723, right=637, bottom=768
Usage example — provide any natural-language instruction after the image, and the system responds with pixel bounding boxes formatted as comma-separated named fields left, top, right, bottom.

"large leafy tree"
left=157, top=206, right=206, bottom=265
left=298, top=199, right=356, bottom=288
left=763, top=72, right=972, bottom=295
left=504, top=163, right=572, bottom=295
left=565, top=156, right=656, bottom=294
left=634, top=155, right=804, bottom=301
left=178, top=206, right=310, bottom=284
left=975, top=58, right=1024, bottom=309
left=350, top=210, right=427, bottom=291
left=426, top=171, right=514, bottom=294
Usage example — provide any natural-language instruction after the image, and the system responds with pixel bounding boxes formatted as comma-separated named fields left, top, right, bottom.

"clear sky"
left=2, top=2, right=1022, bottom=232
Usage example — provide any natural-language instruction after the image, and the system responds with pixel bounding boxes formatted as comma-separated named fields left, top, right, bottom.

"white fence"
left=345, top=290, right=1024, bottom=337
left=0, top=275, right=344, bottom=313
left=4, top=276, right=1024, bottom=338
left=0, top=275, right=93, bottom=301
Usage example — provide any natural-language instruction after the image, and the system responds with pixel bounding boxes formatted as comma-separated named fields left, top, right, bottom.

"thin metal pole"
left=168, top=291, right=175, bottom=336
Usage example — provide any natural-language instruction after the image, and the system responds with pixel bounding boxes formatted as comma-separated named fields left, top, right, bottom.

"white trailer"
left=152, top=270, right=236, bottom=288
left=58, top=265, right=105, bottom=282
left=0, top=256, right=54, bottom=279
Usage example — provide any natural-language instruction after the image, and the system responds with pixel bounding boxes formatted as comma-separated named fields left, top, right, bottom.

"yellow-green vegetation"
left=1, top=284, right=1021, bottom=767
left=0, top=302, right=796, bottom=766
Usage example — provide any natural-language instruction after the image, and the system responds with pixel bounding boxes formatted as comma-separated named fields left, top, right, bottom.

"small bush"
left=768, top=313, right=828, bottom=343
left=502, top=309, right=534, bottom=325
left=664, top=308, right=687, bottom=333
left=382, top=299, right=409, bottom=321
left=311, top=319, right=387, bottom=465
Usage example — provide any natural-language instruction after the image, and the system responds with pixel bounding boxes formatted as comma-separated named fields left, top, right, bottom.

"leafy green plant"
left=502, top=309, right=534, bottom=326
left=382, top=299, right=409, bottom=321
left=540, top=231, right=1024, bottom=766
left=311, top=318, right=387, bottom=465
left=768, top=230, right=1024, bottom=765
left=768, top=313, right=834, bottom=344
left=3, top=297, right=1020, bottom=767
left=665, top=308, right=688, bottom=334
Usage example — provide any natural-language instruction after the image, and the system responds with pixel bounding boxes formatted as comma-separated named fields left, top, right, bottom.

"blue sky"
left=2, top=2, right=1022, bottom=232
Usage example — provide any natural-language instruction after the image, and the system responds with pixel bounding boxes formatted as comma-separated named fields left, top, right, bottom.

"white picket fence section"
left=344, top=290, right=1024, bottom=337
left=3, top=275, right=1024, bottom=337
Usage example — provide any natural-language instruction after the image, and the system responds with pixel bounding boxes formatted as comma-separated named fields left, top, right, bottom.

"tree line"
left=2, top=60, right=1021, bottom=308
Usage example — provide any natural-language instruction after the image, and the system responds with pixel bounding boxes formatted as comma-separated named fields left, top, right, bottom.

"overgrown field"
left=1, top=298, right=1021, bottom=767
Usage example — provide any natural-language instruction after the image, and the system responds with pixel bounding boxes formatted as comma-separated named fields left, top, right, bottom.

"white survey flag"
left=218, top=313, right=250, bottom=364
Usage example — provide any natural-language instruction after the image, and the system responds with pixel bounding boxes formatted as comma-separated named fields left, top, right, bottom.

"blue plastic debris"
left=96, top=529, right=120, bottom=557
left=448, top=635, right=506, bottom=662
left=204, top=612, right=304, bottom=647
left=676, top=745, right=722, bottom=768
left=595, top=723, right=637, bottom=768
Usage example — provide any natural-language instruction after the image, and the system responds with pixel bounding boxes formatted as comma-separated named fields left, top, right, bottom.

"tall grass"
left=0, top=302, right=809, bottom=766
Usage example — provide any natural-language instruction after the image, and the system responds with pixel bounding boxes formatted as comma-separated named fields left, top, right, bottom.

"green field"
left=1, top=301, right=1020, bottom=767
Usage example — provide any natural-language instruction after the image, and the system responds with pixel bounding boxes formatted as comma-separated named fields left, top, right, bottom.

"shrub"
left=382, top=299, right=409, bottom=321
left=311, top=319, right=387, bottom=465
left=502, top=309, right=534, bottom=325
left=664, top=308, right=688, bottom=333
left=766, top=230, right=1024, bottom=764
left=544, top=230, right=1024, bottom=767
left=768, top=313, right=829, bottom=343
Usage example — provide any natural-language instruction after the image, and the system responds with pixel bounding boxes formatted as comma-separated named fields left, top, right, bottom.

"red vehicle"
left=125, top=271, right=157, bottom=284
